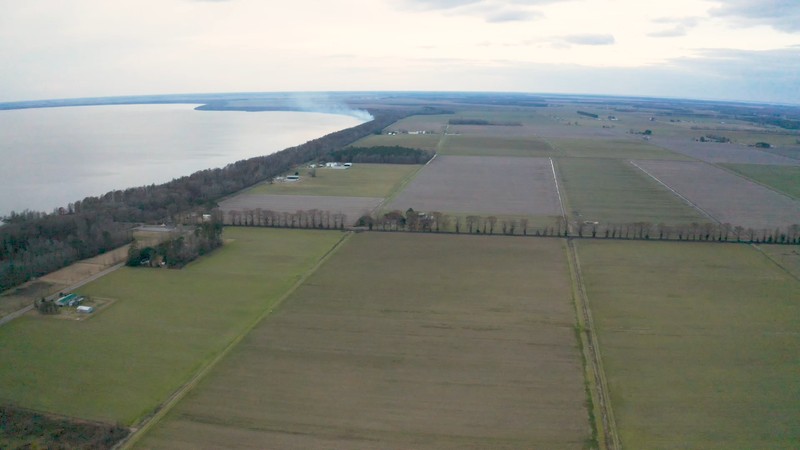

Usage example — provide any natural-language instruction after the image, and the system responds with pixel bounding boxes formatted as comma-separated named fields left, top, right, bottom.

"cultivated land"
left=576, top=240, right=800, bottom=449
left=218, top=194, right=381, bottom=226
left=649, top=136, right=800, bottom=165
left=0, top=228, right=343, bottom=424
left=633, top=160, right=800, bottom=229
left=722, top=163, right=800, bottom=199
left=438, top=134, right=555, bottom=157
left=556, top=158, right=708, bottom=225
left=548, top=137, right=690, bottom=160
left=246, top=163, right=420, bottom=198
left=387, top=155, right=563, bottom=217
left=138, top=233, right=590, bottom=449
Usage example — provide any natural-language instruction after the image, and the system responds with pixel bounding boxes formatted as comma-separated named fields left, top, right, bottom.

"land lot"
left=756, top=244, right=800, bottom=279
left=556, top=158, right=708, bottom=225
left=138, top=233, right=589, bottom=449
left=577, top=240, right=800, bottom=449
left=722, top=163, right=800, bottom=199
left=439, top=135, right=556, bottom=157
left=247, top=164, right=420, bottom=198
left=633, top=160, right=800, bottom=230
left=387, top=156, right=563, bottom=216
left=219, top=194, right=381, bottom=225
left=548, top=138, right=689, bottom=160
left=649, top=137, right=800, bottom=165
left=351, top=133, right=442, bottom=151
left=0, top=246, right=129, bottom=318
left=0, top=228, right=343, bottom=424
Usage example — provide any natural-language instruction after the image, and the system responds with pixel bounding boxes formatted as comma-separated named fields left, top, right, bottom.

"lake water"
left=0, top=104, right=363, bottom=216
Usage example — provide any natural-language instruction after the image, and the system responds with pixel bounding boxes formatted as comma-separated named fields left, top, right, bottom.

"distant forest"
left=0, top=107, right=431, bottom=291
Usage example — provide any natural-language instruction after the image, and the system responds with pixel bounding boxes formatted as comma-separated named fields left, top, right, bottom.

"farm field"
left=556, top=158, right=708, bottom=225
left=246, top=163, right=420, bottom=198
left=649, top=136, right=800, bottom=165
left=633, top=160, right=800, bottom=229
left=576, top=240, right=800, bottom=449
left=548, top=137, right=689, bottom=160
left=387, top=155, right=563, bottom=216
left=218, top=194, right=381, bottom=226
left=756, top=244, right=800, bottom=279
left=722, top=163, right=800, bottom=199
left=438, top=134, right=556, bottom=157
left=0, top=228, right=343, bottom=424
left=138, top=233, right=590, bottom=449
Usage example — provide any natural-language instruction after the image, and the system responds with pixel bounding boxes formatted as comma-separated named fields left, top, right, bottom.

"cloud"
left=485, top=9, right=542, bottom=22
left=710, top=0, right=800, bottom=33
left=401, top=0, right=552, bottom=22
left=648, top=27, right=687, bottom=38
left=561, top=34, right=615, bottom=45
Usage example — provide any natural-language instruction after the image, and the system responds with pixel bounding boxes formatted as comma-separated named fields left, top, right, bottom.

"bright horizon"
left=1, top=0, right=799, bottom=104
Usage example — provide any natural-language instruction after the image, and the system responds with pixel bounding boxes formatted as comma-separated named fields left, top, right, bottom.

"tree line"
left=328, top=145, right=434, bottom=164
left=127, top=215, right=224, bottom=269
left=1, top=108, right=430, bottom=291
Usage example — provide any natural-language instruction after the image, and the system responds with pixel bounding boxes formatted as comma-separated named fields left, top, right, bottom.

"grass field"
left=548, top=138, right=690, bottom=160
left=138, top=233, right=590, bottom=449
left=556, top=158, right=708, bottom=225
left=0, top=228, right=343, bottom=424
left=247, top=163, right=420, bottom=198
left=438, top=134, right=556, bottom=157
left=722, top=163, right=800, bottom=199
left=756, top=244, right=800, bottom=279
left=577, top=240, right=800, bottom=449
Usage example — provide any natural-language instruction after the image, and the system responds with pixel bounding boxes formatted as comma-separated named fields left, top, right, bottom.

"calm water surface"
left=0, top=104, right=362, bottom=216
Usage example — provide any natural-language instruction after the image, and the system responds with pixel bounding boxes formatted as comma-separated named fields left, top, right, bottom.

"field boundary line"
left=566, top=239, right=620, bottom=450
left=549, top=157, right=568, bottom=223
left=117, top=232, right=354, bottom=450
left=373, top=155, right=434, bottom=214
left=714, top=164, right=800, bottom=201
left=750, top=243, right=800, bottom=282
left=628, top=160, right=720, bottom=224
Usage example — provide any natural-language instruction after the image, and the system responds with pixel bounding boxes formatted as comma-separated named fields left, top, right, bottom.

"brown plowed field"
left=387, top=156, right=562, bottom=216
left=633, top=160, right=800, bottom=230
left=139, top=233, right=590, bottom=449
left=219, top=194, right=381, bottom=225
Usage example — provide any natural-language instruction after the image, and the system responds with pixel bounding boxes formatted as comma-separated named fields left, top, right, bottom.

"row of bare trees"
left=226, top=209, right=349, bottom=230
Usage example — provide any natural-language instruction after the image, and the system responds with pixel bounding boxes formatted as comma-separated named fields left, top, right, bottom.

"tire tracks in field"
left=116, top=232, right=354, bottom=450
left=566, top=239, right=620, bottom=450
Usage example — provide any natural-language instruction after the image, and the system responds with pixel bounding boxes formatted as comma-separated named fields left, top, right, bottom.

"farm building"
left=55, top=293, right=84, bottom=307
left=325, top=162, right=352, bottom=169
left=76, top=305, right=94, bottom=314
left=285, top=175, right=300, bottom=181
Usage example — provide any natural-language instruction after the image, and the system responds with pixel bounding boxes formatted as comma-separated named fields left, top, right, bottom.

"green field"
left=557, top=158, right=708, bottom=225
left=549, top=138, right=690, bottom=159
left=439, top=135, right=555, bottom=157
left=722, top=163, right=800, bottom=199
left=138, top=233, right=590, bottom=449
left=0, top=228, right=343, bottom=424
left=247, top=163, right=421, bottom=198
left=577, top=240, right=800, bottom=449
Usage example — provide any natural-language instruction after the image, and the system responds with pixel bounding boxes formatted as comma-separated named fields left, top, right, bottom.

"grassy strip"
left=565, top=239, right=619, bottom=450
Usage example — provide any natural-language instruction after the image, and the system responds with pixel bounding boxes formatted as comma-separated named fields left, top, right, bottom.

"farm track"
left=117, top=232, right=354, bottom=450
left=566, top=239, right=620, bottom=450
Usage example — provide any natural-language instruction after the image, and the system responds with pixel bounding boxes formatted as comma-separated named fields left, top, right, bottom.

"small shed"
left=77, top=306, right=94, bottom=314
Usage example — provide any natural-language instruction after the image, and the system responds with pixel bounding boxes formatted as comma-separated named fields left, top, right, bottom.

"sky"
left=1, top=0, right=799, bottom=104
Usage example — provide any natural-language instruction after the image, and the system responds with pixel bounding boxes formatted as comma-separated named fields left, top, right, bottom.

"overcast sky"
left=1, top=0, right=799, bottom=104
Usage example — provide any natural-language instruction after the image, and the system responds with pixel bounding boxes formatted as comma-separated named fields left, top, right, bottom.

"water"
left=0, top=104, right=362, bottom=216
